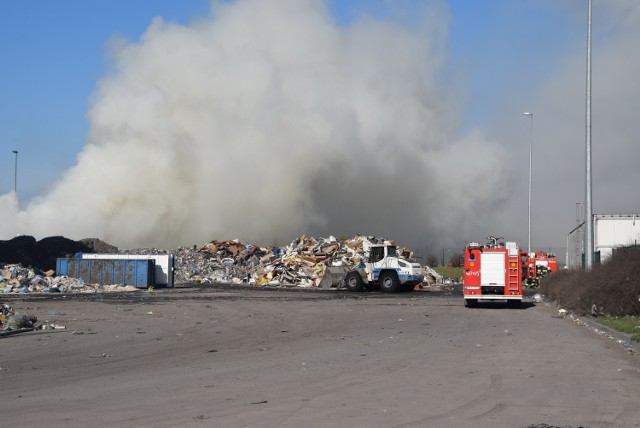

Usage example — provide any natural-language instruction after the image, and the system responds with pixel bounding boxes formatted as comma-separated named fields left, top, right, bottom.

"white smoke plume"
left=488, top=0, right=640, bottom=249
left=1, top=0, right=508, bottom=249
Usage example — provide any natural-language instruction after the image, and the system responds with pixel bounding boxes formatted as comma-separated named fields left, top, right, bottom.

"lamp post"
left=12, top=150, right=18, bottom=194
left=523, top=112, right=533, bottom=255
left=584, top=0, right=594, bottom=269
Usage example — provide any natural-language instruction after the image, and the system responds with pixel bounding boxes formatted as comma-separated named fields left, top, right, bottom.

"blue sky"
left=4, top=0, right=636, bottom=251
left=1, top=0, right=210, bottom=201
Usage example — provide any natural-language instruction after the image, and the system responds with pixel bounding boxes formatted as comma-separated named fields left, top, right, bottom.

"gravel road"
left=1, top=288, right=639, bottom=428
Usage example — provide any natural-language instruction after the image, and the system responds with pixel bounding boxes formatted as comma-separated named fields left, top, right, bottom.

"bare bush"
left=540, top=248, right=640, bottom=316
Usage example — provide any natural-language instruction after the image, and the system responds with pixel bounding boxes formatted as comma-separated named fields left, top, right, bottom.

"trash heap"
left=0, top=264, right=139, bottom=294
left=173, top=234, right=423, bottom=287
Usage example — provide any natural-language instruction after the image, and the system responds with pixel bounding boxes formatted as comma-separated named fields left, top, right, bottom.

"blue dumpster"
left=56, top=258, right=155, bottom=289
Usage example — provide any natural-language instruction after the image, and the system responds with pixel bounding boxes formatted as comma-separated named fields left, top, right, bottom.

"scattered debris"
left=528, top=424, right=587, bottom=428
left=193, top=415, right=211, bottom=421
left=72, top=330, right=98, bottom=335
left=5, top=314, right=38, bottom=330
left=1, top=302, right=69, bottom=337
left=45, top=324, right=66, bottom=330
left=0, top=303, right=37, bottom=336
left=548, top=305, right=637, bottom=357
left=1, top=303, right=14, bottom=318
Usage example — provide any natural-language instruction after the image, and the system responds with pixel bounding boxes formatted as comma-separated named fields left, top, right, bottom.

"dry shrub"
left=540, top=247, right=640, bottom=316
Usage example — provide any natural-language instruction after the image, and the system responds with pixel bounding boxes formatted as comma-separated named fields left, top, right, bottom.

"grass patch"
left=432, top=266, right=463, bottom=282
left=596, top=316, right=640, bottom=342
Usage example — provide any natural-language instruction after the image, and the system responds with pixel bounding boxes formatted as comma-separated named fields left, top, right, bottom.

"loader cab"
left=368, top=245, right=397, bottom=264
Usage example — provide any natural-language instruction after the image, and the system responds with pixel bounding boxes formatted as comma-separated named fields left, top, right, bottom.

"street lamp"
left=584, top=0, right=594, bottom=269
left=523, top=112, right=533, bottom=255
left=12, top=150, right=18, bottom=194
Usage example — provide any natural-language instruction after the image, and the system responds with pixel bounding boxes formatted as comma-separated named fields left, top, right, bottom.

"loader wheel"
left=378, top=271, right=400, bottom=293
left=344, top=271, right=365, bottom=292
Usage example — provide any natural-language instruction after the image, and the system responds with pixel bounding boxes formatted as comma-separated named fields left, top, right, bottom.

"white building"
left=567, top=214, right=640, bottom=269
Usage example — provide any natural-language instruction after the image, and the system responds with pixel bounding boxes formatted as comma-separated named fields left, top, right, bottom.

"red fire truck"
left=524, top=251, right=558, bottom=287
left=463, top=237, right=525, bottom=308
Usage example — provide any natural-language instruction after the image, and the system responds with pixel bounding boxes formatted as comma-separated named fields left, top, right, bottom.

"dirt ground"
left=1, top=288, right=639, bottom=428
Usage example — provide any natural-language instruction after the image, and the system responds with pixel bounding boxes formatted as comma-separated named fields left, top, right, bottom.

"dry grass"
left=540, top=247, right=640, bottom=317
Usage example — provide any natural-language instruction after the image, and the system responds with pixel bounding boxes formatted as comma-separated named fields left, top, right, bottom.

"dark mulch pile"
left=0, top=236, right=116, bottom=271
left=540, top=247, right=640, bottom=316
left=78, top=238, right=119, bottom=254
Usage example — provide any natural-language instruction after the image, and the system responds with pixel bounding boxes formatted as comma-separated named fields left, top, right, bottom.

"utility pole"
left=12, top=150, right=18, bottom=194
left=584, top=0, right=594, bottom=268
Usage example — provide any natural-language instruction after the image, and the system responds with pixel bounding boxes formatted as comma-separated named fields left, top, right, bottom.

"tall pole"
left=12, top=150, right=18, bottom=194
left=523, top=112, right=533, bottom=255
left=585, top=0, right=593, bottom=268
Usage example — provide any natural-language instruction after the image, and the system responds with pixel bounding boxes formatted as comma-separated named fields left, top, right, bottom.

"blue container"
left=56, top=258, right=155, bottom=289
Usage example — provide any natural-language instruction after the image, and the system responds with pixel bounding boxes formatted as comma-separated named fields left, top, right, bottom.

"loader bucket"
left=318, top=266, right=351, bottom=289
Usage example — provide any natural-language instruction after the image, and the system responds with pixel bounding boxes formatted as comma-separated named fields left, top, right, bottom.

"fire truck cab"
left=463, top=237, right=524, bottom=308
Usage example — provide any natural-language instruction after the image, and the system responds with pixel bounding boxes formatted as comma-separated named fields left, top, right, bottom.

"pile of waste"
left=173, top=234, right=431, bottom=287
left=0, top=264, right=139, bottom=294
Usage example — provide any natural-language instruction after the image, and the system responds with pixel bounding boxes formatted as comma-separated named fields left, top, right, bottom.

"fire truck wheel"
left=465, top=299, right=478, bottom=308
left=378, top=271, right=400, bottom=293
left=507, top=300, right=522, bottom=309
left=344, top=271, right=365, bottom=292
